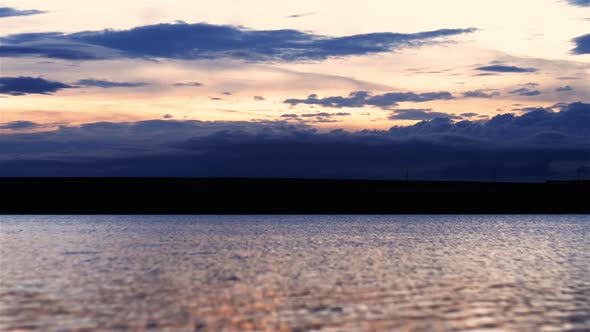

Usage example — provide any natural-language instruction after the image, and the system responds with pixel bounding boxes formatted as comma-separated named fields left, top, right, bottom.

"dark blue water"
left=1, top=215, right=589, bottom=331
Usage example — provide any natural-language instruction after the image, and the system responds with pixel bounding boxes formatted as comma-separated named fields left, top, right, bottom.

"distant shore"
left=0, top=177, right=588, bottom=214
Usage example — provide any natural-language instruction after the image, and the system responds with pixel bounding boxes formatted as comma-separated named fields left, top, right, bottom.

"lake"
left=1, top=215, right=589, bottom=331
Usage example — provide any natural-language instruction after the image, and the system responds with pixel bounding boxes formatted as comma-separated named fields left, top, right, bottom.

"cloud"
left=280, top=112, right=351, bottom=120
left=0, top=121, right=43, bottom=130
left=473, top=73, right=498, bottom=77
left=0, top=103, right=588, bottom=181
left=0, top=6, right=45, bottom=18
left=253, top=96, right=265, bottom=101
left=0, top=120, right=64, bottom=131
left=572, top=33, right=590, bottom=54
left=556, top=85, right=574, bottom=92
left=162, top=114, right=174, bottom=119
left=566, top=0, right=590, bottom=7
left=300, top=112, right=351, bottom=117
left=0, top=22, right=477, bottom=61
left=509, top=87, right=542, bottom=96
left=475, top=65, right=538, bottom=73
left=462, top=90, right=500, bottom=98
left=0, top=76, right=72, bottom=96
left=389, top=109, right=462, bottom=120
left=74, top=79, right=149, bottom=88
left=174, top=82, right=202, bottom=87
left=460, top=113, right=478, bottom=118
left=284, top=91, right=454, bottom=109
left=287, top=12, right=314, bottom=18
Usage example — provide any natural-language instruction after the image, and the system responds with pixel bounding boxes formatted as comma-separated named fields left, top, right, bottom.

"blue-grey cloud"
left=0, top=6, right=45, bottom=18
left=566, top=0, right=590, bottom=7
left=556, top=85, right=574, bottom=92
left=0, top=121, right=42, bottom=130
left=0, top=22, right=477, bottom=61
left=0, top=102, right=588, bottom=181
left=389, top=109, right=462, bottom=120
left=462, top=90, right=500, bottom=98
left=572, top=33, right=590, bottom=54
left=475, top=65, right=538, bottom=73
left=300, top=112, right=351, bottom=118
left=0, top=76, right=72, bottom=96
left=460, top=113, right=478, bottom=118
left=75, top=79, right=149, bottom=88
left=287, top=12, right=314, bottom=18
left=473, top=73, right=498, bottom=77
left=280, top=112, right=351, bottom=119
left=510, top=87, right=542, bottom=96
left=174, top=82, right=202, bottom=87
left=284, top=91, right=454, bottom=109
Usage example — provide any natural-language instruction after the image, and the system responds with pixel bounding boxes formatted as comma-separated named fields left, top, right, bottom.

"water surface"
left=1, top=215, right=589, bottom=331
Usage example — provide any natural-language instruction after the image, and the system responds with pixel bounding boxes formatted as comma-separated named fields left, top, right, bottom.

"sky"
left=0, top=0, right=589, bottom=180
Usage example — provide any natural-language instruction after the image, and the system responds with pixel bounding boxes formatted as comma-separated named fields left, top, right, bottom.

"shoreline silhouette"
left=1, top=177, right=588, bottom=214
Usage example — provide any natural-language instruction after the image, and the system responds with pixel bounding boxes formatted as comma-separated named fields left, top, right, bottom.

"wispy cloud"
left=75, top=79, right=149, bottom=88
left=174, top=82, right=203, bottom=87
left=462, top=90, right=501, bottom=98
left=475, top=65, right=537, bottom=73
left=0, top=6, right=45, bottom=18
left=0, top=22, right=477, bottom=62
left=0, top=76, right=72, bottom=96
left=556, top=86, right=574, bottom=92
left=284, top=91, right=454, bottom=109
left=389, top=109, right=462, bottom=120
left=565, top=0, right=589, bottom=7
left=509, top=88, right=541, bottom=96
left=286, top=12, right=315, bottom=18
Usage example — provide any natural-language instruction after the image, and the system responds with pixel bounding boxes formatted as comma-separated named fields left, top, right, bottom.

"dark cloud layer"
left=475, top=65, right=537, bottom=73
left=0, top=76, right=72, bottom=96
left=572, top=33, right=590, bottom=54
left=0, top=6, right=45, bottom=18
left=75, top=79, right=149, bottom=88
left=0, top=102, right=588, bottom=181
left=0, top=22, right=476, bottom=61
left=0, top=121, right=43, bottom=130
left=284, top=91, right=454, bottom=109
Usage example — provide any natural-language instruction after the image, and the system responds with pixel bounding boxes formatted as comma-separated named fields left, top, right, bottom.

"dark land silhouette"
left=1, top=177, right=588, bottom=214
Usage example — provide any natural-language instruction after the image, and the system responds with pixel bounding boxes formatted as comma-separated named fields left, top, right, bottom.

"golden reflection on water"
left=0, top=215, right=589, bottom=331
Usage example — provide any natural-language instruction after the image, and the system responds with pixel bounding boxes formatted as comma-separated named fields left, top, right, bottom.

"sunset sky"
left=0, top=0, right=589, bottom=180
